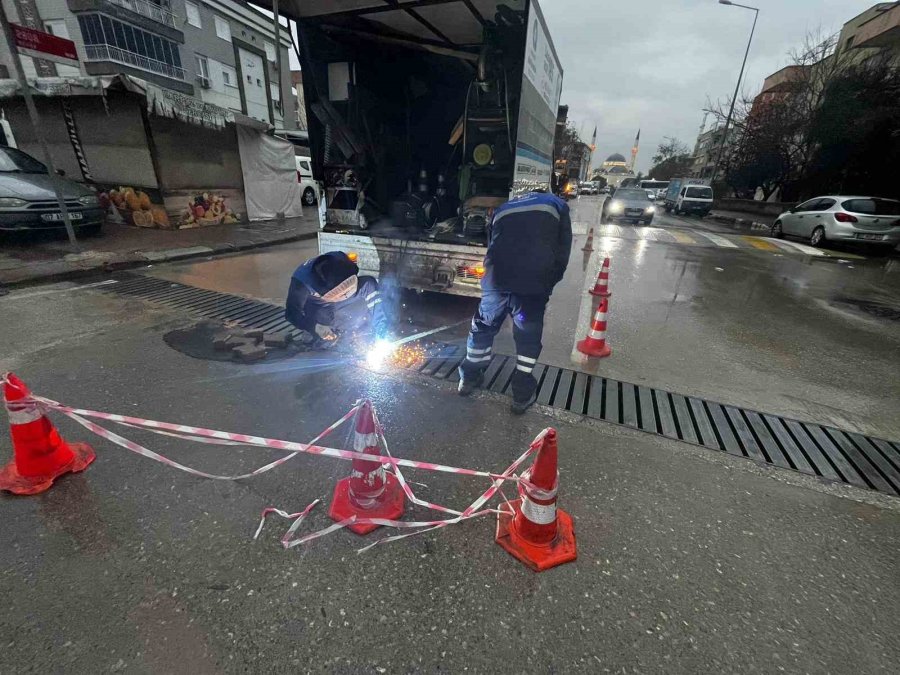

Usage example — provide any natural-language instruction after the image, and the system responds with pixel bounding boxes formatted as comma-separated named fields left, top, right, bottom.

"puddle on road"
left=831, top=297, right=900, bottom=322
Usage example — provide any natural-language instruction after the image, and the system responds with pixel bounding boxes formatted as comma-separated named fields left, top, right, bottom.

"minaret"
left=629, top=128, right=640, bottom=172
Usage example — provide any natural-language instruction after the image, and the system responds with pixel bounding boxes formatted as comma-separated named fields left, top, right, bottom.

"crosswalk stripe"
left=742, top=236, right=780, bottom=251
left=693, top=231, right=739, bottom=248
left=768, top=239, right=828, bottom=257
left=641, top=228, right=668, bottom=242
left=667, top=230, right=697, bottom=245
left=648, top=228, right=676, bottom=242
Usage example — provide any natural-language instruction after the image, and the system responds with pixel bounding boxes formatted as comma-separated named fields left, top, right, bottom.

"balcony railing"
left=84, top=44, right=185, bottom=80
left=107, top=0, right=178, bottom=29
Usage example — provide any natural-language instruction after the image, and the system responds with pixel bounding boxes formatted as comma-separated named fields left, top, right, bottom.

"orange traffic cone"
left=495, top=428, right=577, bottom=571
left=576, top=298, right=612, bottom=358
left=0, top=373, right=95, bottom=495
left=588, top=256, right=611, bottom=297
left=328, top=400, right=405, bottom=535
left=581, top=226, right=594, bottom=252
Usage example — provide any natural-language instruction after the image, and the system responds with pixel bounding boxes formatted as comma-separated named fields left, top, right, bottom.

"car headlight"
left=78, top=194, right=100, bottom=206
left=0, top=198, right=28, bottom=208
left=608, top=200, right=623, bottom=213
left=645, top=205, right=655, bottom=213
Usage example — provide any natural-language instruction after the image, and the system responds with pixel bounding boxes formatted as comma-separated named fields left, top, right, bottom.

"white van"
left=295, top=156, right=319, bottom=206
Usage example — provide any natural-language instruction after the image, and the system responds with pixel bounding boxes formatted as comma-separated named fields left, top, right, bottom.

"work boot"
left=511, top=391, right=537, bottom=415
left=510, top=370, right=537, bottom=415
left=457, top=368, right=484, bottom=397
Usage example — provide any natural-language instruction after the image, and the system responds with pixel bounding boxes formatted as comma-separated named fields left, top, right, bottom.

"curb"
left=709, top=214, right=771, bottom=231
left=0, top=230, right=318, bottom=290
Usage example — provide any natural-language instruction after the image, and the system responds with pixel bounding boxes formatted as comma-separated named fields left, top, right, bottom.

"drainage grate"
left=406, top=345, right=900, bottom=498
left=106, top=272, right=301, bottom=337
left=105, top=272, right=900, bottom=497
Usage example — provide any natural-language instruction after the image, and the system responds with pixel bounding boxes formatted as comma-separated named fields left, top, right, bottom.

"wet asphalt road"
left=146, top=197, right=900, bottom=440
left=1, top=282, right=899, bottom=673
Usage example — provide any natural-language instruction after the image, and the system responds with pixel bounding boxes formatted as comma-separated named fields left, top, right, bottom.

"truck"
left=278, top=0, right=563, bottom=296
left=664, top=177, right=714, bottom=216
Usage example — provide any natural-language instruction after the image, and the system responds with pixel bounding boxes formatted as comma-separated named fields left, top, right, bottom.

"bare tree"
left=704, top=29, right=859, bottom=200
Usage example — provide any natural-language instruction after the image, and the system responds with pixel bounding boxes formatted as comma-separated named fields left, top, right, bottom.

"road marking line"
left=668, top=230, right=698, bottom=245
left=768, top=239, right=828, bottom=257
left=693, top=231, right=739, bottom=248
left=742, top=236, right=779, bottom=251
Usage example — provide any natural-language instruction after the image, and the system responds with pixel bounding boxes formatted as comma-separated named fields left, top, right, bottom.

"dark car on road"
left=0, top=146, right=105, bottom=235
left=602, top=188, right=656, bottom=225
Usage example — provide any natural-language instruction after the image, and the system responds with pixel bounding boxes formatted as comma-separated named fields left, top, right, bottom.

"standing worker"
left=458, top=191, right=572, bottom=414
left=285, top=251, right=390, bottom=348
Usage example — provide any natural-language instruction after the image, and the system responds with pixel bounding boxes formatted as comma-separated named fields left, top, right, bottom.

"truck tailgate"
left=319, top=231, right=486, bottom=297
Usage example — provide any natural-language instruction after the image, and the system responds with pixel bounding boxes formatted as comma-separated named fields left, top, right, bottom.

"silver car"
left=603, top=188, right=656, bottom=225
left=773, top=195, right=900, bottom=248
left=0, top=145, right=105, bottom=234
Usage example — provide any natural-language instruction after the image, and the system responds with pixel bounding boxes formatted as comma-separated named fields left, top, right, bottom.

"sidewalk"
left=0, top=213, right=319, bottom=288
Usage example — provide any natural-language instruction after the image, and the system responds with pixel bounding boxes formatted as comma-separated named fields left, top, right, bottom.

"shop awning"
left=0, top=74, right=268, bottom=131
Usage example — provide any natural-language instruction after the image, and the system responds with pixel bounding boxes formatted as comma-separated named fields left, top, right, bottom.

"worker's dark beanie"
left=311, top=253, right=359, bottom=295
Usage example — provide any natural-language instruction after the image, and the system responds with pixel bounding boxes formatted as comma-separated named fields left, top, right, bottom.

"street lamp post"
left=711, top=0, right=759, bottom=184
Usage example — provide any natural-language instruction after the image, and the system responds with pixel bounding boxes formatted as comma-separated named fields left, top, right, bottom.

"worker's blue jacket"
left=285, top=252, right=388, bottom=336
left=482, top=192, right=572, bottom=296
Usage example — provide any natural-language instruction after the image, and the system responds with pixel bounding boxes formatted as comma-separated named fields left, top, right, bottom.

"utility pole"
left=712, top=1, right=760, bottom=184
left=273, top=0, right=284, bottom=120
left=0, top=5, right=78, bottom=248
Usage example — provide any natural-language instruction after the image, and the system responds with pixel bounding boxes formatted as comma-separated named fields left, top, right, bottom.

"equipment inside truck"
left=294, top=1, right=530, bottom=245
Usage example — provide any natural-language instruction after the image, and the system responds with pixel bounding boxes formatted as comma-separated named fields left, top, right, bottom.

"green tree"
left=649, top=136, right=692, bottom=181
left=652, top=137, right=689, bottom=165
left=801, top=54, right=900, bottom=199
left=649, top=155, right=693, bottom=181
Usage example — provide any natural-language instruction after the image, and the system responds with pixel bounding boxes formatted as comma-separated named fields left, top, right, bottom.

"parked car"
left=602, top=188, right=656, bottom=225
left=0, top=146, right=105, bottom=235
left=664, top=177, right=713, bottom=216
left=772, top=195, right=900, bottom=248
left=295, top=155, right=319, bottom=206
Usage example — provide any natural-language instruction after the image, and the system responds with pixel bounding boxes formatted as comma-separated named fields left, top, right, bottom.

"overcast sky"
left=541, top=0, right=876, bottom=173
left=273, top=0, right=876, bottom=174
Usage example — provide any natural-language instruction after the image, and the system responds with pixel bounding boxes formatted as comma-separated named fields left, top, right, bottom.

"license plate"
left=41, top=212, right=83, bottom=222
left=858, top=233, right=883, bottom=241
left=626, top=209, right=642, bottom=215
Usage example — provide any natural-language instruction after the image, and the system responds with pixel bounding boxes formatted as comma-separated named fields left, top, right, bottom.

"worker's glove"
left=314, top=324, right=337, bottom=341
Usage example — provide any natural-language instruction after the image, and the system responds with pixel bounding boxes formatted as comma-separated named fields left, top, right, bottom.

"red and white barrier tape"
left=2, top=374, right=549, bottom=551
left=31, top=396, right=507, bottom=480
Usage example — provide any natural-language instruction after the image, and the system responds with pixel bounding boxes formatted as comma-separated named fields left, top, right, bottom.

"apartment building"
left=0, top=0, right=295, bottom=128
left=837, top=1, right=900, bottom=60
left=689, top=125, right=735, bottom=179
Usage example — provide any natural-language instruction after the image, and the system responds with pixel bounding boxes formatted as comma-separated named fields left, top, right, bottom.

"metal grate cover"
left=106, top=273, right=900, bottom=497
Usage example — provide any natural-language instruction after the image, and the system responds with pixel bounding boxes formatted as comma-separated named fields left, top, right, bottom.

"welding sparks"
left=366, top=339, right=395, bottom=369
left=387, top=342, right=427, bottom=369
left=365, top=319, right=468, bottom=371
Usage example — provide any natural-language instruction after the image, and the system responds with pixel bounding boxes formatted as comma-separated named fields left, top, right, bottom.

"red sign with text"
left=11, top=23, right=78, bottom=66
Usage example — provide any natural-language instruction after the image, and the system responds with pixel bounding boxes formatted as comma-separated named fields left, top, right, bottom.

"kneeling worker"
left=458, top=191, right=572, bottom=414
left=285, top=251, right=389, bottom=347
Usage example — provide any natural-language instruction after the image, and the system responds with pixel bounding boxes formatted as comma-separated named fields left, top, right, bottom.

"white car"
left=295, top=156, right=319, bottom=206
left=772, top=195, right=900, bottom=248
